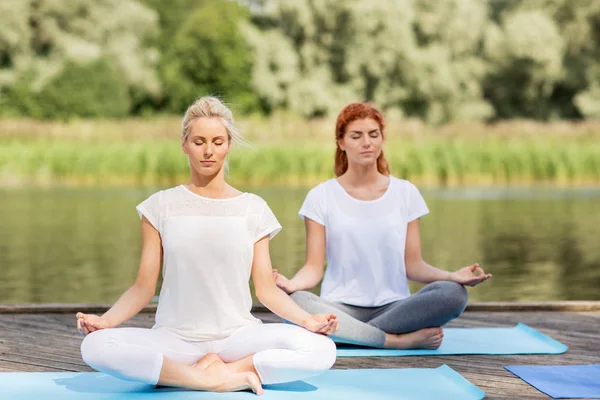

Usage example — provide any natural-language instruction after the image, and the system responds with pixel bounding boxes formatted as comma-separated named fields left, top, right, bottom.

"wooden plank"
left=465, top=301, right=600, bottom=312
left=0, top=304, right=157, bottom=314
left=0, top=360, right=64, bottom=372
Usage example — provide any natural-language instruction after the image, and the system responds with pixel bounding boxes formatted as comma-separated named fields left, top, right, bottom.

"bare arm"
left=77, top=216, right=162, bottom=333
left=405, top=218, right=491, bottom=286
left=274, top=218, right=325, bottom=293
left=253, top=235, right=337, bottom=334
left=404, top=218, right=452, bottom=283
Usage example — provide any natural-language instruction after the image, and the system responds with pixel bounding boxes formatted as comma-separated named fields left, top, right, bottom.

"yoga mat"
left=0, top=364, right=484, bottom=400
left=336, top=323, right=567, bottom=357
left=505, top=364, right=600, bottom=399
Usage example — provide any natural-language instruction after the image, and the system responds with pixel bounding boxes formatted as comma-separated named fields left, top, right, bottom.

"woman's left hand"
left=302, top=314, right=339, bottom=335
left=450, top=263, right=492, bottom=287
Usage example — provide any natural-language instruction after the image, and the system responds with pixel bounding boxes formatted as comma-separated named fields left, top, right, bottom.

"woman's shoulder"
left=245, top=192, right=267, bottom=205
left=139, top=185, right=193, bottom=209
left=388, top=177, right=425, bottom=202
left=146, top=185, right=183, bottom=200
left=390, top=176, right=419, bottom=191
left=307, top=179, right=336, bottom=197
left=245, top=193, right=279, bottom=215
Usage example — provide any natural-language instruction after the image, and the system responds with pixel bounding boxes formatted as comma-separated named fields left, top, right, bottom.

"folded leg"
left=290, top=290, right=387, bottom=348
left=215, top=323, right=336, bottom=384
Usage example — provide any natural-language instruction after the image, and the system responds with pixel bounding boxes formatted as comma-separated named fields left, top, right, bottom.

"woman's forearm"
left=101, top=284, right=155, bottom=327
left=257, top=287, right=312, bottom=326
left=406, top=260, right=453, bottom=284
left=289, top=264, right=323, bottom=292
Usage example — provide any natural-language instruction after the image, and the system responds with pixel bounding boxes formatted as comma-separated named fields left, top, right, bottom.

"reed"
left=1, top=135, right=598, bottom=186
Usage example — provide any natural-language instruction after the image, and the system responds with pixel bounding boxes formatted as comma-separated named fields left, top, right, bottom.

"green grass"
left=1, top=136, right=599, bottom=186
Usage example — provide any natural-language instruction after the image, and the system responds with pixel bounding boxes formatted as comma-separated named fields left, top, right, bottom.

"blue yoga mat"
left=0, top=365, right=484, bottom=400
left=336, top=323, right=567, bottom=357
left=505, top=364, right=600, bottom=399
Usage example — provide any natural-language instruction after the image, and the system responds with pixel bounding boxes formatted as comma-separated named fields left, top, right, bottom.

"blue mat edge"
left=1, top=367, right=486, bottom=399
left=504, top=365, right=600, bottom=399
left=437, top=364, right=485, bottom=399
left=335, top=323, right=568, bottom=357
left=505, top=365, right=561, bottom=399
left=514, top=323, right=568, bottom=354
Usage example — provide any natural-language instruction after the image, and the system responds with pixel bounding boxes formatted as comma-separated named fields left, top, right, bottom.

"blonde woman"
left=76, top=97, right=338, bottom=395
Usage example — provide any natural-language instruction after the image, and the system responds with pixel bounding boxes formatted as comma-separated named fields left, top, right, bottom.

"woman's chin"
left=194, top=165, right=221, bottom=176
left=352, top=158, right=377, bottom=167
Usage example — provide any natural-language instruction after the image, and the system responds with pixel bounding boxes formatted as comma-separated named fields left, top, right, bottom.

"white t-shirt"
left=299, top=177, right=429, bottom=307
left=136, top=185, right=282, bottom=341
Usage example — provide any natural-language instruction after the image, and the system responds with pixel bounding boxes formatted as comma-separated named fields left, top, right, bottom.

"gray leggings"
left=290, top=281, right=468, bottom=348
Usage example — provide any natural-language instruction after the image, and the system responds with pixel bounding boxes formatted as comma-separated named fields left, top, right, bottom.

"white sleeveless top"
left=299, top=177, right=429, bottom=307
left=136, top=185, right=281, bottom=341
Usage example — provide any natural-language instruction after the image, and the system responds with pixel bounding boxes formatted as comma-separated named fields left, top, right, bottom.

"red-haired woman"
left=273, top=103, right=492, bottom=349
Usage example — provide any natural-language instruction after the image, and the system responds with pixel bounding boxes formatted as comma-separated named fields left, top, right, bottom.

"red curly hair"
left=334, top=103, right=390, bottom=177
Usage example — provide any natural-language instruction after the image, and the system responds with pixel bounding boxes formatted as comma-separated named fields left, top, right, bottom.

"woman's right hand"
left=76, top=312, right=112, bottom=335
left=302, top=314, right=338, bottom=335
left=272, top=269, right=296, bottom=294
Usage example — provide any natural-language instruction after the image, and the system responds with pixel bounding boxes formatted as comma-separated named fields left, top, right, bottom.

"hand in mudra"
left=76, top=312, right=112, bottom=335
left=303, top=314, right=338, bottom=335
left=451, top=263, right=492, bottom=287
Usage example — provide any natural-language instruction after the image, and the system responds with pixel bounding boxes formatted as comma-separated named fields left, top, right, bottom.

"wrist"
left=100, top=314, right=116, bottom=328
left=287, top=279, right=300, bottom=293
left=299, top=313, right=313, bottom=328
left=447, top=271, right=456, bottom=281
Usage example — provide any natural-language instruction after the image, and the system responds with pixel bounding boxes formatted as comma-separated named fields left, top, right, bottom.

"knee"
left=289, top=291, right=319, bottom=309
left=80, top=329, right=113, bottom=369
left=288, top=324, right=337, bottom=372
left=306, top=335, right=337, bottom=372
left=435, top=281, right=469, bottom=316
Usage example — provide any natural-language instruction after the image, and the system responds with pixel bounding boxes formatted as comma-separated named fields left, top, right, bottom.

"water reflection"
left=1, top=186, right=599, bottom=303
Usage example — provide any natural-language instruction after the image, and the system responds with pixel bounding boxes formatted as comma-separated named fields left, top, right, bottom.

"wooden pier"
left=1, top=302, right=599, bottom=399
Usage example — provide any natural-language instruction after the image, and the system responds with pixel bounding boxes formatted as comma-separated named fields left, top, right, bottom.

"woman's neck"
left=341, top=163, right=383, bottom=187
left=187, top=169, right=231, bottom=198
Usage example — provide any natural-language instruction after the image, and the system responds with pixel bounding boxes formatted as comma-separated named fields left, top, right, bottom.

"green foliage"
left=2, top=134, right=599, bottom=186
left=3, top=0, right=600, bottom=121
left=39, top=59, right=130, bottom=119
left=0, top=0, right=159, bottom=118
left=247, top=0, right=493, bottom=122
left=245, top=0, right=600, bottom=122
left=1, top=70, right=43, bottom=118
left=483, top=10, right=564, bottom=120
left=140, top=0, right=208, bottom=51
left=2, top=59, right=129, bottom=119
left=161, top=0, right=257, bottom=113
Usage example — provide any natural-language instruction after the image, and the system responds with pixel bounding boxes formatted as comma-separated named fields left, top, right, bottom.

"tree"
left=246, top=0, right=493, bottom=122
left=161, top=0, right=258, bottom=113
left=483, top=10, right=564, bottom=120
left=0, top=0, right=160, bottom=118
left=485, top=0, right=600, bottom=120
left=39, top=59, right=130, bottom=119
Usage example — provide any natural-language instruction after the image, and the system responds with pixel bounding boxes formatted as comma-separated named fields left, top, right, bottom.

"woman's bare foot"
left=384, top=327, right=443, bottom=349
left=194, top=353, right=263, bottom=395
left=195, top=353, right=221, bottom=370
left=224, top=354, right=257, bottom=375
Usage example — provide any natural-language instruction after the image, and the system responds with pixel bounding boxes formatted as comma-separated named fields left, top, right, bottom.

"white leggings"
left=80, top=323, right=336, bottom=385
